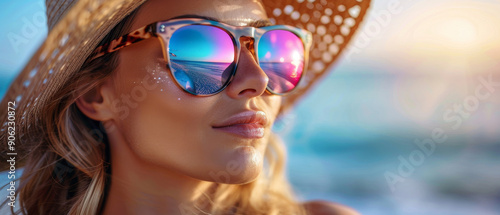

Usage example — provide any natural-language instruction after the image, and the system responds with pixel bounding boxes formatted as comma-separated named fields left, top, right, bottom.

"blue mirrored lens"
left=168, top=25, right=235, bottom=95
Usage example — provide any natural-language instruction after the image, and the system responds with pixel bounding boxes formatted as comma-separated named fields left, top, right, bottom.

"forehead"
left=131, top=0, right=269, bottom=29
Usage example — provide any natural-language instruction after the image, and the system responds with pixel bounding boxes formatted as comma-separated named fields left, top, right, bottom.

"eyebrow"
left=170, top=14, right=273, bottom=27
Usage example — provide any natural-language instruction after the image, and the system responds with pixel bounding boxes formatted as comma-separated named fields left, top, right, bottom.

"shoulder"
left=302, top=200, right=360, bottom=215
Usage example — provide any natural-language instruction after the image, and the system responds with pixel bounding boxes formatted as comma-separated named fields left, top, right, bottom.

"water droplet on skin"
left=178, top=98, right=181, bottom=101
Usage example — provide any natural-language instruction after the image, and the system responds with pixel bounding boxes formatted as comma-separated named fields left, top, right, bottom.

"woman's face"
left=104, top=0, right=281, bottom=184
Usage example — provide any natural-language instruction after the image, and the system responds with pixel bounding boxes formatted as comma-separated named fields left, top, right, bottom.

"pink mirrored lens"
left=258, top=30, right=304, bottom=93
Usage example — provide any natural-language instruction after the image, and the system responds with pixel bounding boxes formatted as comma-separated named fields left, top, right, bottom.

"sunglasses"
left=90, top=18, right=312, bottom=96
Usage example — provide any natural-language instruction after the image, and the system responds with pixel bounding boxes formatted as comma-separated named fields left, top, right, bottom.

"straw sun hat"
left=0, top=0, right=370, bottom=161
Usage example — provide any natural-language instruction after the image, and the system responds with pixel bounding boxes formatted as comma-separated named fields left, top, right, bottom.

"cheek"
left=108, top=60, right=212, bottom=167
left=267, top=96, right=282, bottom=117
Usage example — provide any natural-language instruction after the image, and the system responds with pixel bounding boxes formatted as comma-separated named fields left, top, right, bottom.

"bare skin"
left=76, top=0, right=357, bottom=214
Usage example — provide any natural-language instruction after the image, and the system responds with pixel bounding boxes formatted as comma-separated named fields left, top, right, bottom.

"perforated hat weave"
left=0, top=0, right=370, bottom=163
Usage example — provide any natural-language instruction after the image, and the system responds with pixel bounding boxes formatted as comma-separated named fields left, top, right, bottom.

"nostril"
left=238, top=89, right=257, bottom=96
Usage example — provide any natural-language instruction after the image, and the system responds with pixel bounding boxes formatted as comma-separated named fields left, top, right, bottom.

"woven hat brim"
left=265, top=0, right=371, bottom=112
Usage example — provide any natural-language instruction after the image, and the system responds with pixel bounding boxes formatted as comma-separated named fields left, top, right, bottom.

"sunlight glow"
left=290, top=51, right=301, bottom=78
left=390, top=3, right=500, bottom=61
left=434, top=17, right=478, bottom=47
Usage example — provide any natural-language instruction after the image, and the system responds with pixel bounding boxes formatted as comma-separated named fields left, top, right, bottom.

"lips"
left=212, top=111, right=268, bottom=139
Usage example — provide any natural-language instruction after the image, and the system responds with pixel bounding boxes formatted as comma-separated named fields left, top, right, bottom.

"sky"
left=0, top=0, right=46, bottom=74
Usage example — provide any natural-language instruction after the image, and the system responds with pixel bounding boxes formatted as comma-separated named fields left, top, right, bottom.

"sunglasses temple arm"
left=87, top=23, right=156, bottom=62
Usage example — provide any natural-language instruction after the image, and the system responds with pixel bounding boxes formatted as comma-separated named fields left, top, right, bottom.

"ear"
left=75, top=79, right=115, bottom=121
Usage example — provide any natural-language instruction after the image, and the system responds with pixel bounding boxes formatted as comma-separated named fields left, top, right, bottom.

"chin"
left=204, top=145, right=264, bottom=184
left=225, top=166, right=262, bottom=185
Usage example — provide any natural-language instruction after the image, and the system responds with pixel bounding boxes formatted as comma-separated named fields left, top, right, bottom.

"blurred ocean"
left=274, top=64, right=500, bottom=214
left=1, top=0, right=500, bottom=214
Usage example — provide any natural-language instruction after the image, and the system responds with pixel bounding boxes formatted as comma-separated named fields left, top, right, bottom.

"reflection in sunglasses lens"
left=169, top=25, right=235, bottom=95
left=258, top=30, right=304, bottom=93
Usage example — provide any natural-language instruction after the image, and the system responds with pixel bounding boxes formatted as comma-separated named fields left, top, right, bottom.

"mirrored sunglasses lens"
left=168, top=25, right=235, bottom=95
left=258, top=30, right=304, bottom=94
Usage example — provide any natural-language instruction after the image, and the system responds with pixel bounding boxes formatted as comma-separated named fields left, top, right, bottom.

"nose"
left=225, top=38, right=269, bottom=99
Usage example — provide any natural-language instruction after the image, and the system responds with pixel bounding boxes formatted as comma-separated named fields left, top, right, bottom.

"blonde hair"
left=1, top=9, right=308, bottom=215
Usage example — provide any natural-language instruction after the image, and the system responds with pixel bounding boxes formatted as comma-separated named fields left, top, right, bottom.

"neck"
left=102, top=126, right=215, bottom=215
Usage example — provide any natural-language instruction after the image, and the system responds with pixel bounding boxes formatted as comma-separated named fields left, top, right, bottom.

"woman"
left=0, top=0, right=370, bottom=214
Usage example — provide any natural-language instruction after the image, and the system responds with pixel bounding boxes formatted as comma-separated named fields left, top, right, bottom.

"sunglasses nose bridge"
left=238, top=37, right=256, bottom=59
left=233, top=27, right=256, bottom=39
left=233, top=27, right=258, bottom=63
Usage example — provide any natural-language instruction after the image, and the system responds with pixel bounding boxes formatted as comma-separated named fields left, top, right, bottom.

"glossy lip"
left=212, top=110, right=268, bottom=139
